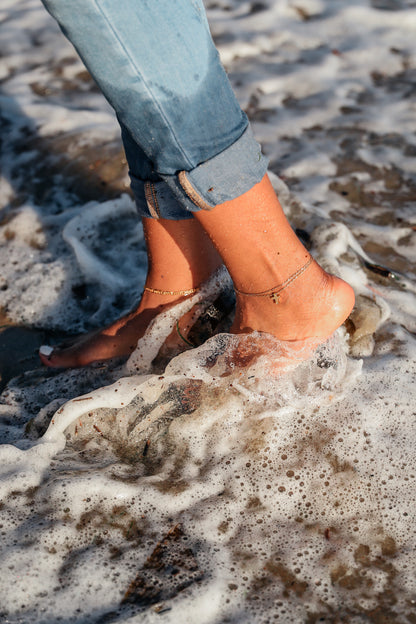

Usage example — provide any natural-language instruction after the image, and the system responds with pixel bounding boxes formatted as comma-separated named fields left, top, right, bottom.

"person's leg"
left=40, top=0, right=266, bottom=210
left=39, top=0, right=354, bottom=368
left=195, top=175, right=355, bottom=346
left=38, top=0, right=267, bottom=367
left=40, top=216, right=222, bottom=367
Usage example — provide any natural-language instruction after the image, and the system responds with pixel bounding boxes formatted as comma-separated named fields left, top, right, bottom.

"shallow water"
left=1, top=0, right=416, bottom=622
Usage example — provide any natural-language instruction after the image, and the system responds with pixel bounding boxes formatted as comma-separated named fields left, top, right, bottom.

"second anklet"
left=234, top=256, right=313, bottom=304
left=144, top=285, right=200, bottom=297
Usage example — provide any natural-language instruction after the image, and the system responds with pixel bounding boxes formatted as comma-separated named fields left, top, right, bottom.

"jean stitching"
left=92, top=0, right=195, bottom=171
left=178, top=171, right=214, bottom=211
left=150, top=183, right=160, bottom=218
left=144, top=181, right=160, bottom=219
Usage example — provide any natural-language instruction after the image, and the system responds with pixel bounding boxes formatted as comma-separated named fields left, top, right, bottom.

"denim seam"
left=92, top=0, right=195, bottom=171
left=178, top=171, right=214, bottom=211
left=144, top=181, right=160, bottom=219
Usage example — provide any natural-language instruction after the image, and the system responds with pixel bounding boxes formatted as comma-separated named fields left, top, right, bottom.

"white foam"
left=1, top=0, right=416, bottom=621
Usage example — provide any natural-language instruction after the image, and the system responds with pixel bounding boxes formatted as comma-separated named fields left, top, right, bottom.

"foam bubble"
left=2, top=0, right=416, bottom=621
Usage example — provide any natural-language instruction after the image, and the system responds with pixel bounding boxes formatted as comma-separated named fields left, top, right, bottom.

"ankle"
left=233, top=267, right=355, bottom=342
left=139, top=286, right=195, bottom=310
left=234, top=255, right=313, bottom=304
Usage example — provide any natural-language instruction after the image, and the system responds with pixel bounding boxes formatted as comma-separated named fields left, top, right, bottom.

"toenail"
left=39, top=345, right=54, bottom=357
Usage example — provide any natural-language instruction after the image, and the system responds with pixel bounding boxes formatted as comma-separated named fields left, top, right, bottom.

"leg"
left=38, top=0, right=266, bottom=368
left=40, top=217, right=222, bottom=367
left=40, top=0, right=265, bottom=208
left=195, top=175, right=355, bottom=345
left=39, top=0, right=354, bottom=367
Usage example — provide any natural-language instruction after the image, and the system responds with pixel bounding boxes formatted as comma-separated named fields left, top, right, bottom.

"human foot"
left=39, top=289, right=199, bottom=368
left=232, top=256, right=355, bottom=347
left=39, top=215, right=223, bottom=368
left=195, top=174, right=355, bottom=354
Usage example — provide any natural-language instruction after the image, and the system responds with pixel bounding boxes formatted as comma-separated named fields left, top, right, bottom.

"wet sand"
left=0, top=323, right=45, bottom=392
left=1, top=1, right=416, bottom=622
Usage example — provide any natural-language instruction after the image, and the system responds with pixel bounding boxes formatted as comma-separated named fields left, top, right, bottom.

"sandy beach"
left=1, top=0, right=416, bottom=622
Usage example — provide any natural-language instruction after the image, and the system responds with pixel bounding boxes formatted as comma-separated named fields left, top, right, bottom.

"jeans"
left=41, top=0, right=268, bottom=219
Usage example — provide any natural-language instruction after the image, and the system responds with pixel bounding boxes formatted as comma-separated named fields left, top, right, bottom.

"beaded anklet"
left=144, top=286, right=200, bottom=297
left=234, top=256, right=313, bottom=304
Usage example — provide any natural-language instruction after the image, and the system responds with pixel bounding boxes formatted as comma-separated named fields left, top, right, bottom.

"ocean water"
left=1, top=0, right=416, bottom=622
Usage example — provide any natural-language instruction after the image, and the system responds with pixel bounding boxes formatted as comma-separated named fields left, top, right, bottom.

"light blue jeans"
left=41, top=0, right=268, bottom=219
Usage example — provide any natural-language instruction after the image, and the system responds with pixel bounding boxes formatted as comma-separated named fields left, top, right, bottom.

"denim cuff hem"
left=176, top=125, right=269, bottom=209
left=129, top=174, right=194, bottom=220
left=129, top=126, right=269, bottom=219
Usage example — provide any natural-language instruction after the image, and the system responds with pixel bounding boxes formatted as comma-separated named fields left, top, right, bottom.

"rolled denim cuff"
left=129, top=125, right=269, bottom=220
left=165, top=125, right=269, bottom=211
left=129, top=173, right=193, bottom=220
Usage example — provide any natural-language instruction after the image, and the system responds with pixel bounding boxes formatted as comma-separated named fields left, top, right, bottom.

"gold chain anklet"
left=234, top=256, right=313, bottom=305
left=144, top=285, right=200, bottom=296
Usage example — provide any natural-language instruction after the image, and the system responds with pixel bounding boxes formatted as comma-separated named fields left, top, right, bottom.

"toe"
left=39, top=345, right=55, bottom=367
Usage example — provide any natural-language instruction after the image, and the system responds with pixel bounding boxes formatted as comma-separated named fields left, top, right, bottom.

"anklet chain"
left=144, top=285, right=200, bottom=296
left=234, top=256, right=313, bottom=304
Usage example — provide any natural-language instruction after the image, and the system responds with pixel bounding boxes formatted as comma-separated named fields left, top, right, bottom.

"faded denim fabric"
left=41, top=0, right=268, bottom=218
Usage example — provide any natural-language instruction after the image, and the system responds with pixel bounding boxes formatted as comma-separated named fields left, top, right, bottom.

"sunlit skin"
left=195, top=175, right=355, bottom=348
left=39, top=217, right=223, bottom=367
left=39, top=174, right=355, bottom=368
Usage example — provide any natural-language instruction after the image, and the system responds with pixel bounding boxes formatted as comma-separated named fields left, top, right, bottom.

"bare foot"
left=232, top=258, right=355, bottom=349
left=39, top=215, right=224, bottom=368
left=195, top=174, right=355, bottom=358
left=39, top=290, right=196, bottom=368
